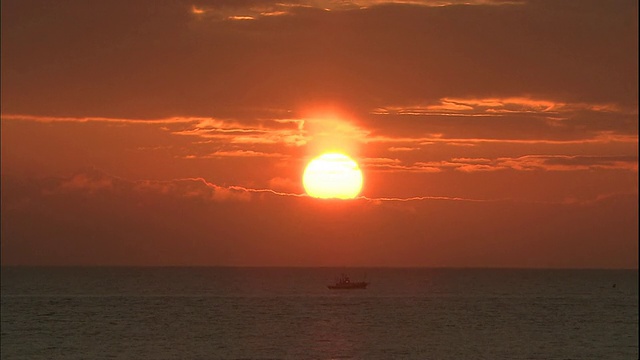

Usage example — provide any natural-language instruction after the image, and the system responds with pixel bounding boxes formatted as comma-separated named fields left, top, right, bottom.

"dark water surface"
left=1, top=267, right=637, bottom=359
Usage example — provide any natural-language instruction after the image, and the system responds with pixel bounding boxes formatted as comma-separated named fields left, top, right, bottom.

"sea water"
left=1, top=267, right=637, bottom=359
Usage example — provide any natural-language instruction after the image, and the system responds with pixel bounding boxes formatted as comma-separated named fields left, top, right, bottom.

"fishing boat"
left=327, top=274, right=368, bottom=289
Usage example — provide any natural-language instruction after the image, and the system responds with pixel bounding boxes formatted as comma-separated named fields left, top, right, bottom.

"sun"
left=303, top=153, right=363, bottom=199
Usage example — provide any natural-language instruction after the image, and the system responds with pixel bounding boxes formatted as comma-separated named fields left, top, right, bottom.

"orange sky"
left=1, top=0, right=638, bottom=268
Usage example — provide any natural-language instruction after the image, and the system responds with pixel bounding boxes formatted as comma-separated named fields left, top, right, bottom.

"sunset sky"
left=2, top=0, right=638, bottom=268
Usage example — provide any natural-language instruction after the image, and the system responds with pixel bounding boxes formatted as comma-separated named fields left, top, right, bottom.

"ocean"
left=1, top=267, right=637, bottom=359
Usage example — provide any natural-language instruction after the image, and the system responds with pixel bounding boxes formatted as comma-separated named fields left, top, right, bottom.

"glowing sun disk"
left=303, top=153, right=363, bottom=199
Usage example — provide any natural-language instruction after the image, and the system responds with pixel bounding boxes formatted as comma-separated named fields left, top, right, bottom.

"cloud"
left=369, top=96, right=637, bottom=145
left=40, top=169, right=255, bottom=202
left=366, top=132, right=637, bottom=147
left=9, top=111, right=633, bottom=151
left=268, top=176, right=300, bottom=193
left=2, top=0, right=636, bottom=119
left=188, top=0, right=521, bottom=22
left=496, top=155, right=639, bottom=172
left=362, top=157, right=442, bottom=173
left=364, top=155, right=638, bottom=173
left=374, top=97, right=637, bottom=121
left=375, top=97, right=564, bottom=115
left=137, top=177, right=255, bottom=202
left=57, top=173, right=114, bottom=192
left=28, top=165, right=634, bottom=208
left=2, top=171, right=637, bottom=267
left=1, top=114, right=199, bottom=124
left=450, top=157, right=492, bottom=164
left=202, top=150, right=287, bottom=158
left=388, top=146, right=417, bottom=152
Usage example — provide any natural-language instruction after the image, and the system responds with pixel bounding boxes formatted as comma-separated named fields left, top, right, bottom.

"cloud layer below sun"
left=2, top=169, right=637, bottom=267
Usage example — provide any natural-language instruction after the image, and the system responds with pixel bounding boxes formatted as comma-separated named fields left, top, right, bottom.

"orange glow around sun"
left=303, top=153, right=363, bottom=199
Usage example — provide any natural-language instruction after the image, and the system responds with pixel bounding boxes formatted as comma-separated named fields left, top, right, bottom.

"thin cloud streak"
left=151, top=179, right=558, bottom=204
left=38, top=169, right=615, bottom=205
left=364, top=155, right=638, bottom=173
left=360, top=191, right=639, bottom=205
left=372, top=97, right=632, bottom=116
left=4, top=112, right=636, bottom=147
left=189, top=0, right=521, bottom=22
left=1, top=114, right=200, bottom=124
left=367, top=133, right=638, bottom=146
left=359, top=195, right=491, bottom=202
left=228, top=185, right=306, bottom=198
left=200, top=150, right=288, bottom=158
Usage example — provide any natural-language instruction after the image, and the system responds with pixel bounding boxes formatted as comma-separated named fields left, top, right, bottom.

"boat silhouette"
left=327, top=273, right=368, bottom=289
